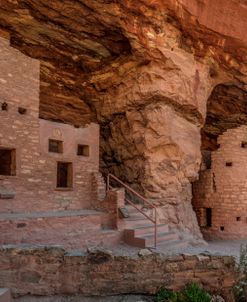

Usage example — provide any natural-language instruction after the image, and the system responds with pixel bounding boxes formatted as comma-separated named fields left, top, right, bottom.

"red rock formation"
left=0, top=0, right=246, bottom=239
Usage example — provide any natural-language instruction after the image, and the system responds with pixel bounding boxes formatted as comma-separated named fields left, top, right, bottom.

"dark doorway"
left=57, top=162, right=72, bottom=188
left=206, top=208, right=212, bottom=227
left=0, top=149, right=16, bottom=175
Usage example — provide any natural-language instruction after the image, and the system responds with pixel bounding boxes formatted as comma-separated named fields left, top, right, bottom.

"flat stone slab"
left=0, top=209, right=103, bottom=221
left=0, top=191, right=15, bottom=199
left=0, top=288, right=12, bottom=302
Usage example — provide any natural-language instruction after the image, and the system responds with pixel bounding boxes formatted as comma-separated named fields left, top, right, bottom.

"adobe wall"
left=0, top=37, right=103, bottom=213
left=0, top=245, right=238, bottom=301
left=193, top=125, right=247, bottom=239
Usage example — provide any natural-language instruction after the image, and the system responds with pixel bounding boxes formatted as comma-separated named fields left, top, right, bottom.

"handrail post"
left=154, top=208, right=157, bottom=248
left=107, top=173, right=110, bottom=192
left=107, top=172, right=158, bottom=248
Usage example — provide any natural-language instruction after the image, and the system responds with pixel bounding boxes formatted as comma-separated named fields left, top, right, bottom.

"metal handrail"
left=107, top=173, right=157, bottom=248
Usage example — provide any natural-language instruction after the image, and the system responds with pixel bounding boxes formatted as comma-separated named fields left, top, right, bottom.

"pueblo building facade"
left=193, top=125, right=247, bottom=240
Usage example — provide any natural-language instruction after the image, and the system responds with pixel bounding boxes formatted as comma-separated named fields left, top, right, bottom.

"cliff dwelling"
left=193, top=125, right=247, bottom=240
left=0, top=0, right=247, bottom=301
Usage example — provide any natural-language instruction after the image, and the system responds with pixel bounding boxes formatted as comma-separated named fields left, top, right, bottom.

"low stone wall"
left=0, top=245, right=239, bottom=301
left=0, top=213, right=122, bottom=250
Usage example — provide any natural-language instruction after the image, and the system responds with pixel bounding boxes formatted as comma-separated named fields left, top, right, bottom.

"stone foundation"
left=0, top=211, right=122, bottom=250
left=0, top=246, right=238, bottom=301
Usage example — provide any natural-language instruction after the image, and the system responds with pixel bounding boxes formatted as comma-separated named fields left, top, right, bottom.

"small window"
left=206, top=208, right=212, bottom=227
left=77, top=144, right=89, bottom=156
left=225, top=162, right=232, bottom=167
left=236, top=217, right=241, bottom=222
left=241, top=142, right=247, bottom=148
left=1, top=102, right=8, bottom=111
left=49, top=139, right=63, bottom=153
left=57, top=162, right=72, bottom=188
left=220, top=226, right=225, bottom=231
left=0, top=148, right=16, bottom=176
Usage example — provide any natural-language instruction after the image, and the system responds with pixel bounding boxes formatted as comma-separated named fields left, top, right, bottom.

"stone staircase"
left=107, top=173, right=189, bottom=250
left=123, top=205, right=188, bottom=249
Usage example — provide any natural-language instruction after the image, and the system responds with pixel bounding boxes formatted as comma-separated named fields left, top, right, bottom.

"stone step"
left=0, top=288, right=12, bottom=302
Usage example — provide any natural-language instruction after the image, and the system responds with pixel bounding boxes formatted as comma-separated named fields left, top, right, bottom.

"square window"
left=49, top=139, right=63, bottom=153
left=77, top=144, right=89, bottom=156
left=0, top=148, right=16, bottom=176
left=241, top=142, right=247, bottom=148
left=57, top=162, right=73, bottom=188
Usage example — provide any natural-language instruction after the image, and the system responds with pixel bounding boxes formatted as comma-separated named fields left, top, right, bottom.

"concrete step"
left=0, top=288, right=12, bottom=302
left=123, top=219, right=154, bottom=228
left=141, top=231, right=179, bottom=246
left=127, top=212, right=151, bottom=219
left=125, top=224, right=169, bottom=237
left=154, top=239, right=189, bottom=250
left=124, top=230, right=179, bottom=248
left=125, top=216, right=150, bottom=222
left=125, top=206, right=151, bottom=214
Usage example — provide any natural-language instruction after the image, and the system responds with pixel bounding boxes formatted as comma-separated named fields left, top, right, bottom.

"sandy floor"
left=178, top=239, right=247, bottom=261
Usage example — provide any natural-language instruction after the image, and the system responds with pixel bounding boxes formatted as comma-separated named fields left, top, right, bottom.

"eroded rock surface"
left=0, top=0, right=247, bottom=238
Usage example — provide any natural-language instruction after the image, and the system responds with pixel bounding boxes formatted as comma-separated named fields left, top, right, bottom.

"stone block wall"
left=94, top=188, right=125, bottom=229
left=0, top=246, right=238, bottom=301
left=193, top=125, right=247, bottom=239
left=0, top=37, right=104, bottom=213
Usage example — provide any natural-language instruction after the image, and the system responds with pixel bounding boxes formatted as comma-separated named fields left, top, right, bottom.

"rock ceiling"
left=0, top=0, right=247, bottom=148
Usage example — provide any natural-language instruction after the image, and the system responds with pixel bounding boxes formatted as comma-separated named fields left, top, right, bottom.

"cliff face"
left=0, top=0, right=247, bottom=238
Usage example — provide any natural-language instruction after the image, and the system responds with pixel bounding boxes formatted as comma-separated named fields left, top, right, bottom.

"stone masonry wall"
left=0, top=37, right=102, bottom=213
left=193, top=125, right=247, bottom=239
left=0, top=246, right=238, bottom=301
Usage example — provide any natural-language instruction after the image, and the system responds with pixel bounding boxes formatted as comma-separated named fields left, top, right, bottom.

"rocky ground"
left=42, top=239, right=247, bottom=263
left=94, top=239, right=247, bottom=262
left=15, top=295, right=154, bottom=302
left=179, top=240, right=247, bottom=262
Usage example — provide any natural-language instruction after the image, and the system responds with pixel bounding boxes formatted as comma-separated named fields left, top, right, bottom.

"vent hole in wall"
left=18, top=107, right=27, bottom=115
